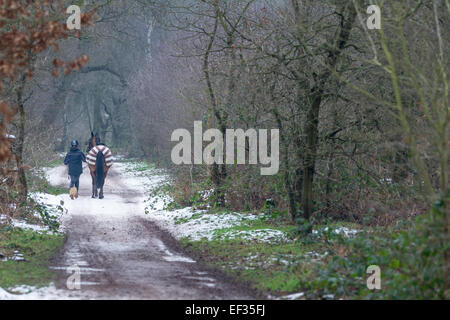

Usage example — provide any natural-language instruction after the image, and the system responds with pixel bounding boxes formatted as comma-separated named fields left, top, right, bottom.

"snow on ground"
left=153, top=238, right=195, bottom=263
left=0, top=192, right=66, bottom=235
left=312, top=226, right=360, bottom=238
left=44, top=161, right=166, bottom=192
left=282, top=292, right=305, bottom=300
left=141, top=168, right=359, bottom=242
left=0, top=285, right=77, bottom=300
left=218, top=228, right=288, bottom=243
left=3, top=158, right=272, bottom=299
left=3, top=160, right=164, bottom=238
left=46, top=159, right=290, bottom=243
left=147, top=204, right=289, bottom=243
left=10, top=220, right=52, bottom=233
left=2, top=158, right=331, bottom=299
left=6, top=158, right=361, bottom=247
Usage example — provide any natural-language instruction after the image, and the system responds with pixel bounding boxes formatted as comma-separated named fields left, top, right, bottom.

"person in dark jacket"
left=64, top=140, right=86, bottom=191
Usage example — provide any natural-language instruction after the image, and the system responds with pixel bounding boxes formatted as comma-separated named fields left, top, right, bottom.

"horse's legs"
left=91, top=173, right=97, bottom=198
left=98, top=165, right=108, bottom=199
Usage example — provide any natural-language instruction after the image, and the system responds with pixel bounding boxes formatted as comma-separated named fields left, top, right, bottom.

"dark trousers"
left=70, top=175, right=80, bottom=190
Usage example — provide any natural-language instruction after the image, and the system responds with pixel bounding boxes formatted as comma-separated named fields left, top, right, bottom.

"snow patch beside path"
left=147, top=202, right=289, bottom=243
left=0, top=285, right=78, bottom=300
left=1, top=192, right=66, bottom=234
left=313, top=226, right=360, bottom=238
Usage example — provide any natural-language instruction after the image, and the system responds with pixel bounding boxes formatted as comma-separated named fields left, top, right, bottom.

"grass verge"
left=27, top=169, right=67, bottom=196
left=0, top=226, right=65, bottom=291
left=182, top=238, right=320, bottom=295
left=180, top=211, right=447, bottom=299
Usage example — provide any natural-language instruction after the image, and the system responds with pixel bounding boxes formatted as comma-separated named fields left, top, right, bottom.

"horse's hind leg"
left=99, top=167, right=108, bottom=200
left=91, top=175, right=97, bottom=198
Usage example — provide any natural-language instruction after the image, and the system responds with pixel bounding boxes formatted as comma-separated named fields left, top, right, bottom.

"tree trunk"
left=57, top=94, right=70, bottom=152
left=40, top=75, right=72, bottom=130
left=15, top=75, right=28, bottom=203
left=300, top=4, right=357, bottom=231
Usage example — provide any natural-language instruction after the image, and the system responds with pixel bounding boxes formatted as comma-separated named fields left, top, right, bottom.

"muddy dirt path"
left=46, top=163, right=256, bottom=300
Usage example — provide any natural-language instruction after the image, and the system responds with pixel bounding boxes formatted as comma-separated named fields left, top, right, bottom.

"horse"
left=86, top=132, right=113, bottom=199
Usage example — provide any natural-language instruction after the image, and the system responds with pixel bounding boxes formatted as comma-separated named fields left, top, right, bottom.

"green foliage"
left=183, top=238, right=319, bottom=294
left=0, top=227, right=65, bottom=290
left=2, top=188, right=63, bottom=233
left=124, top=161, right=155, bottom=173
left=145, top=182, right=183, bottom=212
left=147, top=171, right=222, bottom=211
left=44, top=159, right=64, bottom=169
left=307, top=208, right=448, bottom=299
left=180, top=200, right=447, bottom=299
left=28, top=197, right=64, bottom=232
left=27, top=170, right=67, bottom=196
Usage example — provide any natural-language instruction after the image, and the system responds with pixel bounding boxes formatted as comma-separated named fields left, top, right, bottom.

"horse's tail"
left=95, top=151, right=105, bottom=189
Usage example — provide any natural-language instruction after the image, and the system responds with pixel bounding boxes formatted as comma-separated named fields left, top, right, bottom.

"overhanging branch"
left=80, top=65, right=127, bottom=87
